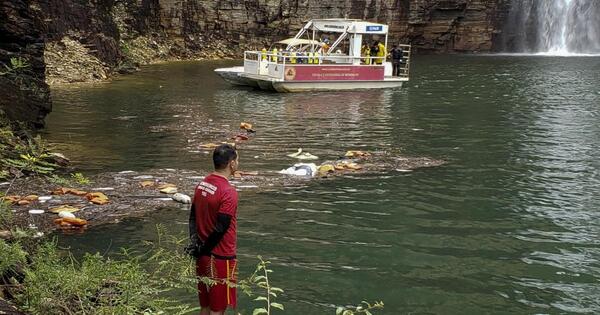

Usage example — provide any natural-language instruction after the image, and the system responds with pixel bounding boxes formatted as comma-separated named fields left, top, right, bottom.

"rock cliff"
left=0, top=1, right=51, bottom=127
left=0, top=0, right=511, bottom=126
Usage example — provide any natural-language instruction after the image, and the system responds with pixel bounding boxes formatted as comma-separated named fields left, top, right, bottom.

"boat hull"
left=214, top=67, right=406, bottom=92
left=272, top=79, right=404, bottom=92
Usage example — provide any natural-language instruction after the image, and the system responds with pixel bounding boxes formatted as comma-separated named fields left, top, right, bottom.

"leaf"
left=270, top=302, right=284, bottom=310
left=252, top=308, right=268, bottom=315
left=268, top=291, right=277, bottom=297
left=254, top=296, right=268, bottom=301
left=365, top=311, right=372, bottom=315
left=336, top=307, right=345, bottom=315
left=271, top=287, right=284, bottom=293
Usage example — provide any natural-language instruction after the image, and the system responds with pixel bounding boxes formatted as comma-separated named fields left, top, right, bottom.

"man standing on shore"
left=189, top=144, right=239, bottom=315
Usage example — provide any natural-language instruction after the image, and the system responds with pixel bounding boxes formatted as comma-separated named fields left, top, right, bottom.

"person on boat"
left=260, top=48, right=267, bottom=61
left=322, top=38, right=330, bottom=53
left=376, top=41, right=386, bottom=65
left=189, top=144, right=239, bottom=315
left=307, top=51, right=314, bottom=64
left=271, top=47, right=278, bottom=62
left=362, top=44, right=371, bottom=65
left=370, top=41, right=379, bottom=64
left=290, top=51, right=297, bottom=64
left=391, top=44, right=404, bottom=76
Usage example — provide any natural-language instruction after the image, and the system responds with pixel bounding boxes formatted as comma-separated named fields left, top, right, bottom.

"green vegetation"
left=14, top=232, right=199, bottom=314
left=0, top=57, right=30, bottom=76
left=47, top=172, right=92, bottom=186
left=0, top=118, right=61, bottom=180
left=239, top=256, right=285, bottom=315
left=0, top=238, right=27, bottom=275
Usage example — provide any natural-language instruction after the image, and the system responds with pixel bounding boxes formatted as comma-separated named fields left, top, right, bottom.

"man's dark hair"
left=213, top=144, right=237, bottom=170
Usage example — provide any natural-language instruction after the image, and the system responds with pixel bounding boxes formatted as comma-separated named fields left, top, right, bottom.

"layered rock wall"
left=0, top=1, right=51, bottom=127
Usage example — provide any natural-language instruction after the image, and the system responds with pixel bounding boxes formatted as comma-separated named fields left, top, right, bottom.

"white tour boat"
left=214, top=19, right=411, bottom=92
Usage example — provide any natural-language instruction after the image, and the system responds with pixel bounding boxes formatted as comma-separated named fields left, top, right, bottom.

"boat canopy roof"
left=305, top=19, right=389, bottom=35
left=276, top=38, right=325, bottom=47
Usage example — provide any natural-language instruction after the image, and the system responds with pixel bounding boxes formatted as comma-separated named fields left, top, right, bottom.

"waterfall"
left=503, top=0, right=600, bottom=55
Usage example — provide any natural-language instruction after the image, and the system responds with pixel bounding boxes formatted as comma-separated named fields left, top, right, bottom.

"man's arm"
left=199, top=213, right=231, bottom=255
left=199, top=188, right=237, bottom=256
left=188, top=203, right=198, bottom=241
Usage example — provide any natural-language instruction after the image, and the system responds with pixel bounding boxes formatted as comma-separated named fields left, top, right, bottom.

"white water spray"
left=504, top=0, right=600, bottom=55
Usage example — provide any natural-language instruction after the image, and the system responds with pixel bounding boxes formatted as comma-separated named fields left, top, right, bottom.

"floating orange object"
left=49, top=205, right=80, bottom=213
left=51, top=188, right=88, bottom=196
left=157, top=183, right=176, bottom=190
left=24, top=195, right=39, bottom=201
left=139, top=180, right=155, bottom=188
left=68, top=189, right=88, bottom=196
left=62, top=217, right=88, bottom=226
left=1, top=196, right=21, bottom=204
left=240, top=122, right=253, bottom=130
left=346, top=163, right=362, bottom=170
left=345, top=150, right=371, bottom=158
left=232, top=134, right=249, bottom=141
left=17, top=200, right=30, bottom=206
left=86, top=192, right=109, bottom=205
left=51, top=187, right=69, bottom=195
left=54, top=217, right=88, bottom=227
left=334, top=162, right=362, bottom=171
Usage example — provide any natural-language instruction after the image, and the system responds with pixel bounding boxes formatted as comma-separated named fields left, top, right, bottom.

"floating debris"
left=51, top=188, right=88, bottom=196
left=172, top=193, right=191, bottom=204
left=345, top=150, right=371, bottom=158
left=86, top=192, right=110, bottom=205
left=317, top=164, right=335, bottom=176
left=28, top=209, right=45, bottom=215
left=287, top=148, right=319, bottom=160
left=49, top=205, right=81, bottom=214
left=160, top=186, right=178, bottom=194
left=55, top=217, right=88, bottom=227
left=240, top=122, right=253, bottom=130
left=38, top=196, right=53, bottom=202
left=140, top=180, right=156, bottom=188
left=91, top=187, right=115, bottom=191
left=279, top=163, right=317, bottom=177
left=133, top=175, right=154, bottom=179
left=58, top=211, right=76, bottom=219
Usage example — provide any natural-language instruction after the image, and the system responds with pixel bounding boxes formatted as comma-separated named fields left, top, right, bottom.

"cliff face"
left=146, top=0, right=510, bottom=55
left=0, top=1, right=51, bottom=127
left=0, top=0, right=511, bottom=126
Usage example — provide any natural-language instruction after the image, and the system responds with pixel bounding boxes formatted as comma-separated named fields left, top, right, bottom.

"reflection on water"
left=48, top=56, right=600, bottom=314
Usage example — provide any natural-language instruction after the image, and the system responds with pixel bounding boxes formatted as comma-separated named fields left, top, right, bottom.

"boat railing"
left=244, top=45, right=411, bottom=79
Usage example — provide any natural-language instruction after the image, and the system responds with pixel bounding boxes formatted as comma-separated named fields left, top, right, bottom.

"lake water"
left=44, top=55, right=600, bottom=314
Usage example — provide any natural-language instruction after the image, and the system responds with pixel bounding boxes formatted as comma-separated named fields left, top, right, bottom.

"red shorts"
left=196, top=256, right=237, bottom=312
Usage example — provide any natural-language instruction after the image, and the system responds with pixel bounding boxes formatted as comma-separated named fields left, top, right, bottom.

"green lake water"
left=44, top=55, right=600, bottom=314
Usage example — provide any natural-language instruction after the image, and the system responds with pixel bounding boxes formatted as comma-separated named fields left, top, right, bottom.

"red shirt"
left=193, top=174, right=238, bottom=257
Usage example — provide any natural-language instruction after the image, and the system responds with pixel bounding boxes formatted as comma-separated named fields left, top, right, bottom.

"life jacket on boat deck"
left=307, top=52, right=314, bottom=64
left=290, top=52, right=297, bottom=64
left=271, top=48, right=278, bottom=62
